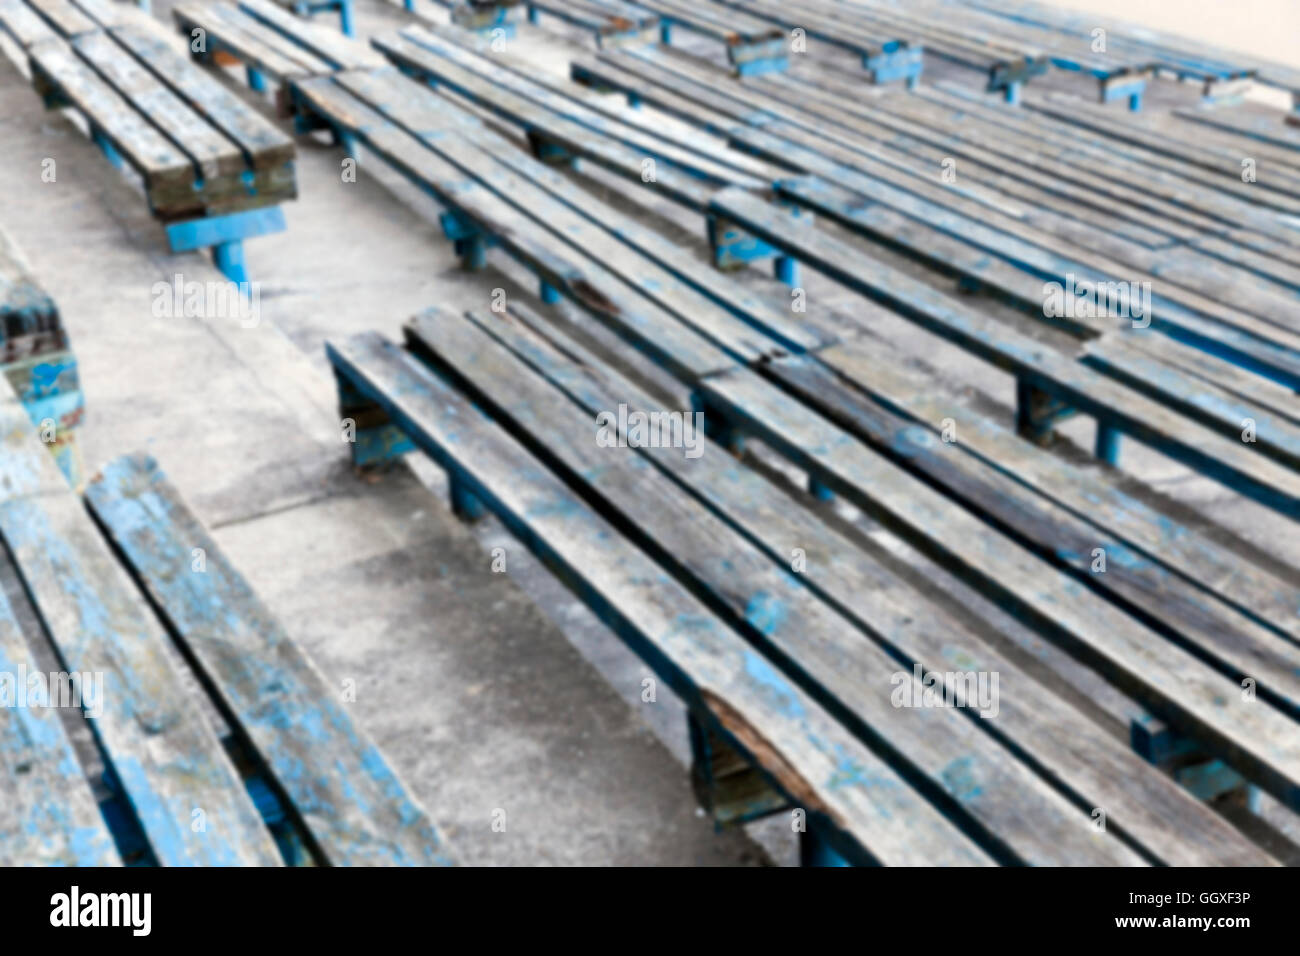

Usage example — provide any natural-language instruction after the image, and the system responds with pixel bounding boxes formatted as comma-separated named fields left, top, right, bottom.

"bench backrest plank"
left=85, top=453, right=455, bottom=867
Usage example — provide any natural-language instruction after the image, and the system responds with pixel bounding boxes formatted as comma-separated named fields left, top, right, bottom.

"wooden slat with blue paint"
left=173, top=2, right=335, bottom=82
left=1173, top=104, right=1300, bottom=154
left=437, top=302, right=1276, bottom=865
left=110, top=27, right=297, bottom=170
left=420, top=32, right=782, bottom=181
left=710, top=187, right=1300, bottom=517
left=332, top=68, right=832, bottom=356
left=819, top=337, right=1300, bottom=650
left=0, top=0, right=59, bottom=47
left=0, top=587, right=121, bottom=866
left=326, top=329, right=995, bottom=867
left=754, top=72, right=1183, bottom=250
left=1082, top=338, right=1300, bottom=473
left=84, top=453, right=454, bottom=866
left=0, top=226, right=64, bottom=364
left=760, top=350, right=1300, bottom=721
left=27, top=36, right=198, bottom=211
left=377, top=26, right=766, bottom=197
left=236, top=0, right=383, bottom=70
left=732, top=108, right=1300, bottom=354
left=764, top=166, right=1300, bottom=390
left=695, top=362, right=1300, bottom=812
left=289, top=74, right=737, bottom=381
left=404, top=308, right=1146, bottom=865
left=0, top=393, right=282, bottom=866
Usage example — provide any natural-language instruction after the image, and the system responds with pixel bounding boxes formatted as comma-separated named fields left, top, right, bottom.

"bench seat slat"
left=0, top=393, right=282, bottom=867
left=0, top=587, right=121, bottom=866
left=28, top=36, right=196, bottom=198
left=73, top=30, right=248, bottom=181
left=85, top=453, right=455, bottom=867
left=111, top=27, right=297, bottom=171
left=0, top=0, right=60, bottom=47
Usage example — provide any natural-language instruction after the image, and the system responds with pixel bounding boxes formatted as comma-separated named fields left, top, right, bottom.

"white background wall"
left=1039, top=0, right=1300, bottom=66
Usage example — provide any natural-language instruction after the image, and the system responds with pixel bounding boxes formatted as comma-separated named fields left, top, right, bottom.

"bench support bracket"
left=165, top=206, right=287, bottom=286
left=689, top=711, right=790, bottom=828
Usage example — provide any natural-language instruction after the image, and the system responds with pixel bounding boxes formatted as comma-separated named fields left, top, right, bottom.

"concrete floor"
left=2, top=0, right=1298, bottom=865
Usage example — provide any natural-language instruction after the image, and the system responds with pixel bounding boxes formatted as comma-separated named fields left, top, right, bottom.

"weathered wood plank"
left=0, top=396, right=282, bottom=867
left=291, top=75, right=736, bottom=381
left=333, top=69, right=830, bottom=357
left=85, top=453, right=454, bottom=867
left=237, top=0, right=383, bottom=69
left=0, top=584, right=121, bottom=866
left=696, top=363, right=1300, bottom=812
left=327, top=329, right=995, bottom=867
left=27, top=0, right=97, bottom=38
left=711, top=187, right=1300, bottom=518
left=0, top=0, right=59, bottom=47
left=111, top=27, right=297, bottom=170
left=174, top=2, right=334, bottom=80
left=73, top=30, right=247, bottom=181
left=28, top=36, right=198, bottom=210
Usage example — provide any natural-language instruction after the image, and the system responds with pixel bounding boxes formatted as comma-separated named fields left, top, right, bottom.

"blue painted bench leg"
left=1015, top=379, right=1077, bottom=446
left=339, top=0, right=354, bottom=36
left=627, top=91, right=641, bottom=109
left=211, top=241, right=248, bottom=286
left=773, top=255, right=799, bottom=287
left=449, top=471, right=487, bottom=522
left=659, top=21, right=672, bottom=45
left=527, top=4, right=538, bottom=24
left=247, top=66, right=267, bottom=93
left=1095, top=422, right=1122, bottom=466
left=692, top=391, right=745, bottom=455
left=800, top=827, right=851, bottom=866
left=404, top=0, right=413, bottom=9
left=333, top=368, right=414, bottom=469
left=91, top=126, right=125, bottom=171
left=539, top=280, right=561, bottom=304
left=459, top=235, right=488, bottom=271
left=1005, top=81, right=1021, bottom=105
left=808, top=475, right=834, bottom=502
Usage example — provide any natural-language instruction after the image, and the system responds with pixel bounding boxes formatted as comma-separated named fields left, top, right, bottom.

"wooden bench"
left=522, top=0, right=659, bottom=50
left=833, top=0, right=1152, bottom=106
left=707, top=0, right=924, bottom=86
left=370, top=25, right=809, bottom=275
left=0, top=384, right=453, bottom=865
left=288, top=61, right=832, bottom=363
left=962, top=0, right=1266, bottom=106
left=325, top=300, right=1292, bottom=865
left=175, top=0, right=384, bottom=105
left=0, top=226, right=83, bottom=486
left=408, top=0, right=520, bottom=37
left=623, top=0, right=789, bottom=77
left=0, top=0, right=297, bottom=283
left=266, top=0, right=353, bottom=37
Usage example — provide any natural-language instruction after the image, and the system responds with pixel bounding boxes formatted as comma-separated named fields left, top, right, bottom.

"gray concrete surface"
left=2, top=0, right=1298, bottom=865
